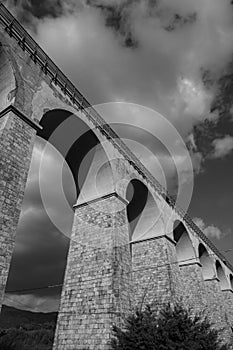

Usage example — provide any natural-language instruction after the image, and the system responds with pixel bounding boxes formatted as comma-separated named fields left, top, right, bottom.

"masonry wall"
left=204, top=278, right=232, bottom=343
left=0, top=111, right=36, bottom=309
left=53, top=193, right=132, bottom=350
left=131, top=236, right=182, bottom=309
left=179, top=262, right=207, bottom=311
left=223, top=290, right=233, bottom=326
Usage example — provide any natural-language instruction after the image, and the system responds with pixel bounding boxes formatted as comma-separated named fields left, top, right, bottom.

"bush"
left=111, top=303, right=230, bottom=350
left=0, top=327, right=54, bottom=350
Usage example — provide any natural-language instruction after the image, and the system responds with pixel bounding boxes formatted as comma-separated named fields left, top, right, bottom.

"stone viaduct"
left=0, top=3, right=232, bottom=349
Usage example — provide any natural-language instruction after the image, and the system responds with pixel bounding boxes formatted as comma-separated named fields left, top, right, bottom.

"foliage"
left=0, top=327, right=54, bottom=350
left=0, top=306, right=57, bottom=349
left=111, top=303, right=230, bottom=350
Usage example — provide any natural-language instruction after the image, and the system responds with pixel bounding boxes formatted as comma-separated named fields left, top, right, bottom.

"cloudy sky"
left=3, top=0, right=233, bottom=312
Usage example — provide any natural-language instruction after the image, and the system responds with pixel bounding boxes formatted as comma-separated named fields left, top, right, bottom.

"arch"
left=173, top=220, right=196, bottom=264
left=96, top=160, right=115, bottom=197
left=37, top=109, right=114, bottom=200
left=0, top=44, right=16, bottom=110
left=198, top=243, right=215, bottom=280
left=126, top=179, right=162, bottom=241
left=216, top=260, right=229, bottom=290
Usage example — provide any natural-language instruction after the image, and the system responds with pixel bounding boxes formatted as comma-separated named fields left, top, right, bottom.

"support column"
left=179, top=261, right=207, bottom=312
left=0, top=105, right=39, bottom=310
left=204, top=278, right=232, bottom=343
left=53, top=192, right=132, bottom=350
left=131, top=235, right=182, bottom=310
left=222, top=289, right=233, bottom=327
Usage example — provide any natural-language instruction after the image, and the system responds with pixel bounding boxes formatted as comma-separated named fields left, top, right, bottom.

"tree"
left=0, top=327, right=54, bottom=350
left=111, top=303, right=230, bottom=350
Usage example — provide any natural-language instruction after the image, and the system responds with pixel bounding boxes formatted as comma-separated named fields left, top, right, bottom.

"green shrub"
left=111, top=303, right=230, bottom=350
left=0, top=327, right=54, bottom=350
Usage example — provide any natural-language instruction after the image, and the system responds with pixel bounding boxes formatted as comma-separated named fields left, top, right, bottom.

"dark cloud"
left=5, top=0, right=63, bottom=19
left=211, top=59, right=233, bottom=120
left=86, top=0, right=138, bottom=47
left=25, top=0, right=63, bottom=19
left=165, top=12, right=197, bottom=32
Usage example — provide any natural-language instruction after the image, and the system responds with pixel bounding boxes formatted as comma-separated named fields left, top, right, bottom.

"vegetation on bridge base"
left=111, top=303, right=230, bottom=350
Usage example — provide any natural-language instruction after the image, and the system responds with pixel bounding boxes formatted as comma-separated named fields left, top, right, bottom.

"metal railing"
left=0, top=2, right=232, bottom=271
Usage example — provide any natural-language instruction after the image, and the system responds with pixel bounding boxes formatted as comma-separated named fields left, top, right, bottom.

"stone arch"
left=173, top=220, right=196, bottom=264
left=37, top=108, right=114, bottom=201
left=198, top=243, right=215, bottom=280
left=126, top=179, right=162, bottom=241
left=0, top=43, right=16, bottom=110
left=4, top=108, right=115, bottom=301
left=96, top=160, right=115, bottom=197
left=216, top=260, right=229, bottom=290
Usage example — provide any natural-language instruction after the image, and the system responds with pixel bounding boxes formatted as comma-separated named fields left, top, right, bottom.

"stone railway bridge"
left=0, top=3, right=232, bottom=349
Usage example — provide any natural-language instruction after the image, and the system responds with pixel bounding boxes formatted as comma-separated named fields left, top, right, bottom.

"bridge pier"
left=53, top=192, right=132, bottom=350
left=131, top=235, right=182, bottom=309
left=179, top=261, right=207, bottom=311
left=0, top=106, right=38, bottom=310
left=204, top=277, right=232, bottom=343
left=222, top=290, right=233, bottom=334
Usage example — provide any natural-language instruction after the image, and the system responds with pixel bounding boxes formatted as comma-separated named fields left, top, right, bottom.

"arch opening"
left=173, top=220, right=196, bottom=264
left=126, top=179, right=161, bottom=241
left=37, top=109, right=113, bottom=199
left=198, top=243, right=215, bottom=280
left=216, top=261, right=229, bottom=290
left=4, top=108, right=113, bottom=313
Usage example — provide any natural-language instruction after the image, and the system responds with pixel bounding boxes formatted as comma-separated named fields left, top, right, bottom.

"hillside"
left=0, top=305, right=57, bottom=329
left=0, top=306, right=57, bottom=349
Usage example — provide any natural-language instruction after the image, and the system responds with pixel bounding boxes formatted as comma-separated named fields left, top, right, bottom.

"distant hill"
left=0, top=306, right=58, bottom=349
left=0, top=305, right=57, bottom=330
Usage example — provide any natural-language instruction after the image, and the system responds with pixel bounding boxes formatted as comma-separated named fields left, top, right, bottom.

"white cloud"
left=211, top=135, right=233, bottom=158
left=4, top=0, right=233, bottom=165
left=29, top=0, right=233, bottom=138
left=193, top=217, right=228, bottom=240
left=4, top=293, right=60, bottom=313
